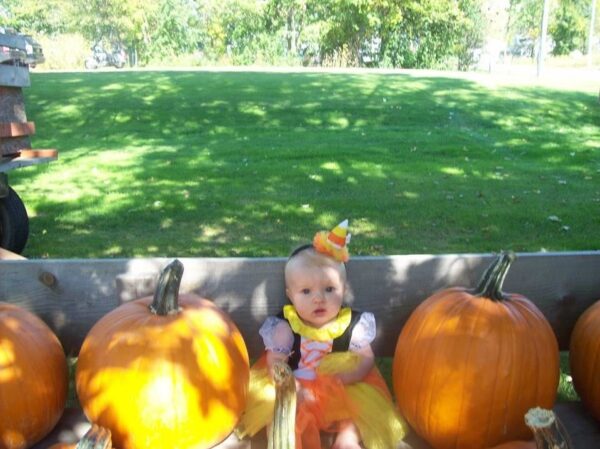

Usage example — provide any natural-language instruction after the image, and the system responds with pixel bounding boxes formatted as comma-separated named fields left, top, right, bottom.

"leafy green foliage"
left=1, top=0, right=71, bottom=35
left=0, top=0, right=573, bottom=70
left=550, top=0, right=589, bottom=55
left=3, top=0, right=597, bottom=69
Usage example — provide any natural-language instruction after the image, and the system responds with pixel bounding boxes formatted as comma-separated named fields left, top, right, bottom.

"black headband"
left=288, top=243, right=347, bottom=266
left=288, top=243, right=314, bottom=259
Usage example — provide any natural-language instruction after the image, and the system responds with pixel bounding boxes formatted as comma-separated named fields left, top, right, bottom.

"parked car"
left=84, top=43, right=127, bottom=69
left=0, top=27, right=44, bottom=66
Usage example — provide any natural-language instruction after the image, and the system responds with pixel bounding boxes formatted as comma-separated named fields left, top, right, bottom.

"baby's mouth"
left=313, top=308, right=326, bottom=315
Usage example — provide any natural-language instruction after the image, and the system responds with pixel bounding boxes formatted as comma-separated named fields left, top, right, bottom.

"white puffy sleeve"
left=349, top=312, right=376, bottom=351
left=259, top=316, right=294, bottom=355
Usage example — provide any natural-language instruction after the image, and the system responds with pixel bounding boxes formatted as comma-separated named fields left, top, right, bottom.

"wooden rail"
left=1, top=251, right=599, bottom=448
left=2, top=252, right=599, bottom=355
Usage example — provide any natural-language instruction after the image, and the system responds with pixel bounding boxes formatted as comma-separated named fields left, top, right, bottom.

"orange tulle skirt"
left=235, top=352, right=408, bottom=449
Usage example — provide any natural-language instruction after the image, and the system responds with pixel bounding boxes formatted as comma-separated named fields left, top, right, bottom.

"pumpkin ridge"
left=481, top=300, right=509, bottom=447
left=409, top=292, right=450, bottom=436
left=570, top=300, right=600, bottom=422
left=16, top=307, right=67, bottom=443
left=423, top=292, right=473, bottom=446
left=453, top=296, right=488, bottom=449
left=24, top=317, right=59, bottom=434
left=588, top=337, right=600, bottom=410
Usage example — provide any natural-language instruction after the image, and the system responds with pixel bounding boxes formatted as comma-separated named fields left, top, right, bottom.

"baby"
left=237, top=220, right=408, bottom=449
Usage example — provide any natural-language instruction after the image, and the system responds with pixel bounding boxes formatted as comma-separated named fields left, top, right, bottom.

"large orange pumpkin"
left=0, top=302, right=68, bottom=449
left=393, top=252, right=559, bottom=449
left=569, top=299, right=600, bottom=422
left=76, top=259, right=250, bottom=449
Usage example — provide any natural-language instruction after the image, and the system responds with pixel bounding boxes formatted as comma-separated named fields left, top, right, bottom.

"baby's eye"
left=301, top=288, right=311, bottom=295
left=325, top=286, right=335, bottom=293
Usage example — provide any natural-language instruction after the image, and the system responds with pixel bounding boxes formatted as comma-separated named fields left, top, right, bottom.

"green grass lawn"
left=13, top=69, right=600, bottom=258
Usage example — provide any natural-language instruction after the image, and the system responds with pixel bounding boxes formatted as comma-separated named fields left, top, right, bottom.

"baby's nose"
left=312, top=291, right=324, bottom=302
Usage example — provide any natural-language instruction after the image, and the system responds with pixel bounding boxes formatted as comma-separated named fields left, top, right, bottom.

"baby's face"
left=285, top=262, right=345, bottom=329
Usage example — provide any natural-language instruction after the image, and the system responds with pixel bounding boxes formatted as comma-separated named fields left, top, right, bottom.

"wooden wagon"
left=1, top=251, right=599, bottom=448
left=0, top=35, right=57, bottom=254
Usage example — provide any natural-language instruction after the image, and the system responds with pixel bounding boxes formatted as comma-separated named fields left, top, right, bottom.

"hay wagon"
left=0, top=29, right=56, bottom=254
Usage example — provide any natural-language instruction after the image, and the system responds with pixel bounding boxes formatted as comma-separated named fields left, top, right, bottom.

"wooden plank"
left=17, top=149, right=58, bottom=159
left=0, top=150, right=58, bottom=172
left=31, top=408, right=434, bottom=449
left=0, top=65, right=30, bottom=88
left=0, top=136, right=31, bottom=157
left=29, top=402, right=600, bottom=449
left=0, top=85, right=31, bottom=156
left=0, top=86, right=27, bottom=121
left=0, top=121, right=35, bottom=137
left=1, top=252, right=599, bottom=355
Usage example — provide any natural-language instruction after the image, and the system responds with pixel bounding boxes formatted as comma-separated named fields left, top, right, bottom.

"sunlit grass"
left=12, top=70, right=600, bottom=258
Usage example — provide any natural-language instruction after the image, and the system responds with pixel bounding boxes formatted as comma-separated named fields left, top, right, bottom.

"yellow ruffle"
left=348, top=382, right=409, bottom=449
left=235, top=363, right=275, bottom=439
left=283, top=305, right=352, bottom=341
left=318, top=352, right=409, bottom=449
left=236, top=352, right=409, bottom=449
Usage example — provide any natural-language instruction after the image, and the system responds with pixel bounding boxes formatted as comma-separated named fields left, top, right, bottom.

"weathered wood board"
left=0, top=65, right=30, bottom=88
left=1, top=251, right=599, bottom=356
left=30, top=402, right=600, bottom=449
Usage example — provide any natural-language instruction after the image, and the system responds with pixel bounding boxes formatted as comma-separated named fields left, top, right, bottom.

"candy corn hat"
left=313, top=219, right=351, bottom=262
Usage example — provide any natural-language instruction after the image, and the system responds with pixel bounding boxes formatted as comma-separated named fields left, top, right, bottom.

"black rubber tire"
left=0, top=187, right=29, bottom=254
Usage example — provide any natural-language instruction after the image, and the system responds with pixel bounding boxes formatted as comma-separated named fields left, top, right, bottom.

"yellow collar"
left=283, top=305, right=352, bottom=341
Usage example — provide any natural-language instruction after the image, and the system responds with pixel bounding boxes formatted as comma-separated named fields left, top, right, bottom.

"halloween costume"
left=235, top=220, right=408, bottom=449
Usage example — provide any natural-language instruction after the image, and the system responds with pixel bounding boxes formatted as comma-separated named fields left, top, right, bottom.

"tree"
left=550, top=0, right=590, bottom=54
left=506, top=0, right=544, bottom=44
left=1, top=0, right=71, bottom=35
left=382, top=0, right=484, bottom=69
left=68, top=0, right=202, bottom=63
left=264, top=0, right=308, bottom=55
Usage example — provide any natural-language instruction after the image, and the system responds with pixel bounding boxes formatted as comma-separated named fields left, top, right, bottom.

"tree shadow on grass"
left=12, top=70, right=600, bottom=258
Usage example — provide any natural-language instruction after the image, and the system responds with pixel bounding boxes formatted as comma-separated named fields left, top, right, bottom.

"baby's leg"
left=331, top=420, right=361, bottom=449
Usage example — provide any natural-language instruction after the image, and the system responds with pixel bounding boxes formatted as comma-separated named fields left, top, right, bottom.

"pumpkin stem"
left=76, top=424, right=112, bottom=449
left=525, top=407, right=573, bottom=449
left=268, top=360, right=297, bottom=449
left=150, top=259, right=184, bottom=316
left=473, top=251, right=515, bottom=301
